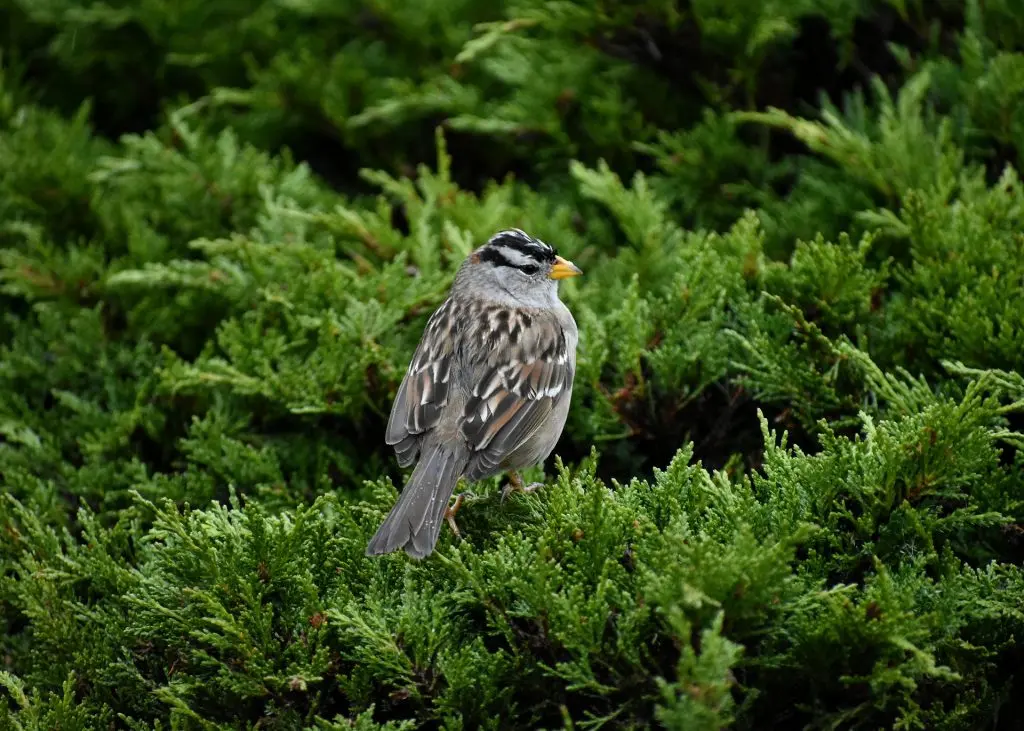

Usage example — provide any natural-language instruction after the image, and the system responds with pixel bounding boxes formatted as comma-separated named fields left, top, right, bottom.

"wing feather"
left=387, top=299, right=574, bottom=479
left=460, top=313, right=572, bottom=480
left=385, top=299, right=457, bottom=466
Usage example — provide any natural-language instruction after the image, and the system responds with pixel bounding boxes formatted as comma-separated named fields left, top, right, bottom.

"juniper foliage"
left=2, top=0, right=1024, bottom=729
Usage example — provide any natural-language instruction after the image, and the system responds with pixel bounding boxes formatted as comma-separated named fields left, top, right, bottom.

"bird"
left=366, top=228, right=582, bottom=559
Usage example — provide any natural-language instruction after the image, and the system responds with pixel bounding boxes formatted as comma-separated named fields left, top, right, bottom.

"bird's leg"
left=501, top=470, right=545, bottom=502
left=445, top=493, right=465, bottom=539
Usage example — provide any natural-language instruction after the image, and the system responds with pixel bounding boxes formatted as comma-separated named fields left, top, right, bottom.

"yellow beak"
left=549, top=255, right=583, bottom=280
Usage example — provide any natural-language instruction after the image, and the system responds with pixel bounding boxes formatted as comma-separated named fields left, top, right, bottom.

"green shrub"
left=2, top=0, right=1023, bottom=728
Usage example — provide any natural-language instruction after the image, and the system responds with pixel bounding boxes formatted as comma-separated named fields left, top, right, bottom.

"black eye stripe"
left=494, top=245, right=548, bottom=265
left=479, top=247, right=511, bottom=268
left=486, top=230, right=556, bottom=263
left=479, top=247, right=543, bottom=275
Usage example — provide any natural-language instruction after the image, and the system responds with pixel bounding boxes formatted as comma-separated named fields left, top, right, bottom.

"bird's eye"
left=519, top=264, right=539, bottom=275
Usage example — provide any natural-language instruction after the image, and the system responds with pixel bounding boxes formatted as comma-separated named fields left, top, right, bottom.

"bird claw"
left=500, top=472, right=545, bottom=503
left=445, top=493, right=465, bottom=539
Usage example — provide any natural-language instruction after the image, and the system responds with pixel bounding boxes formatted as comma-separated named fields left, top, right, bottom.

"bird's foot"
left=445, top=493, right=465, bottom=539
left=500, top=471, right=545, bottom=502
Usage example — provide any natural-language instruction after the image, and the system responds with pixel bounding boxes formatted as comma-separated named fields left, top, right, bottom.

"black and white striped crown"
left=479, top=229, right=556, bottom=274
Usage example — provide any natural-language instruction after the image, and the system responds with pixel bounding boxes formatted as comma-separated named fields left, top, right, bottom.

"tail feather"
left=366, top=444, right=466, bottom=559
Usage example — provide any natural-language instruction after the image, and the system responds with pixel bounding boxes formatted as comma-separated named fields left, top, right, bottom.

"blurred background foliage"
left=1, top=0, right=1024, bottom=728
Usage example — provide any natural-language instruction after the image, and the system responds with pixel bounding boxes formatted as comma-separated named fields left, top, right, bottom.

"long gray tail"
left=365, top=444, right=466, bottom=559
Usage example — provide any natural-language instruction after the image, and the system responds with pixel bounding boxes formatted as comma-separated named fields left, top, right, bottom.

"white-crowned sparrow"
left=366, top=229, right=582, bottom=559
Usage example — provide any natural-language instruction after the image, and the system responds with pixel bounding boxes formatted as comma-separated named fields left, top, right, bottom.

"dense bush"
left=2, top=0, right=1023, bottom=728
